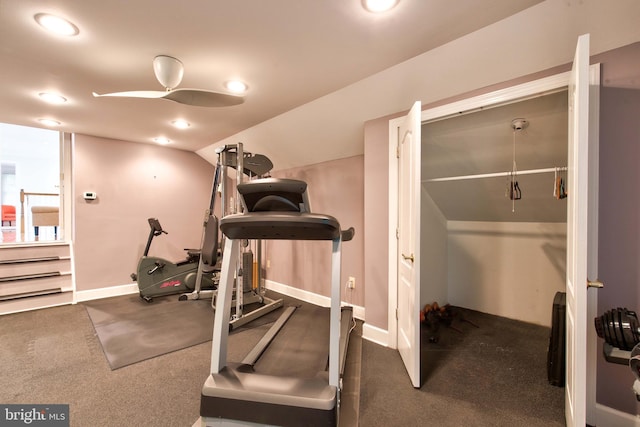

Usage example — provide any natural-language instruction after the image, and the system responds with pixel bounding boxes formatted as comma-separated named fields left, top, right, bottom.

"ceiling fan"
left=92, top=55, right=244, bottom=108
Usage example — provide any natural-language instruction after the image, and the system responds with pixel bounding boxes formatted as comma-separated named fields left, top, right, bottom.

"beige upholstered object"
left=31, top=206, right=59, bottom=227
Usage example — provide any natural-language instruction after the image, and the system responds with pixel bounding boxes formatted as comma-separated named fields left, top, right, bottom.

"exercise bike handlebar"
left=143, top=218, right=168, bottom=257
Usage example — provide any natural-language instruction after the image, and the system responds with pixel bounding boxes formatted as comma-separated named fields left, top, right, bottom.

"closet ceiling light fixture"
left=507, top=117, right=528, bottom=211
left=34, top=13, right=79, bottom=36
left=511, top=118, right=529, bottom=131
left=362, top=0, right=399, bottom=13
left=38, top=92, right=67, bottom=104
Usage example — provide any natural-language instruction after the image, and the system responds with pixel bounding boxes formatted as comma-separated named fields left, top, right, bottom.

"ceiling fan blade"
left=92, top=90, right=167, bottom=99
left=93, top=89, right=243, bottom=108
left=162, top=88, right=244, bottom=107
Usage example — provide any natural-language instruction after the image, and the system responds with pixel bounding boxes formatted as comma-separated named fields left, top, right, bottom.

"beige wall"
left=447, top=221, right=566, bottom=327
left=363, top=115, right=399, bottom=329
left=267, top=155, right=364, bottom=307
left=418, top=194, right=567, bottom=328
left=420, top=187, right=448, bottom=309
left=73, top=134, right=214, bottom=291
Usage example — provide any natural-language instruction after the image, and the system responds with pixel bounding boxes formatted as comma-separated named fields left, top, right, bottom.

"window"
left=0, top=123, right=62, bottom=244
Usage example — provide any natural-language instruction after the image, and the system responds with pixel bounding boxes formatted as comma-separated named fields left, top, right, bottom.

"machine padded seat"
left=238, top=178, right=307, bottom=213
left=201, top=363, right=337, bottom=426
left=220, top=212, right=342, bottom=241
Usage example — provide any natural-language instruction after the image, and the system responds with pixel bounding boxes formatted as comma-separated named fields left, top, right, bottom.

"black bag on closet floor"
left=547, top=291, right=566, bottom=387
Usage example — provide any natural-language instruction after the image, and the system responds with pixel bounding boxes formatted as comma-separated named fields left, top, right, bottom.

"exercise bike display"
left=131, top=217, right=218, bottom=302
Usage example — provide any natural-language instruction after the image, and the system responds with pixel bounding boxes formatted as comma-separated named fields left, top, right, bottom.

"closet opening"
left=418, top=88, right=568, bottom=420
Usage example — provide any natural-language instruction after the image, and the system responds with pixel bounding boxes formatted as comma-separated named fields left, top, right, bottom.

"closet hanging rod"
left=423, top=166, right=567, bottom=183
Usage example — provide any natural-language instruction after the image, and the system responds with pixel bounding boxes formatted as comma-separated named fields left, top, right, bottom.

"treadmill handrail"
left=341, top=227, right=355, bottom=242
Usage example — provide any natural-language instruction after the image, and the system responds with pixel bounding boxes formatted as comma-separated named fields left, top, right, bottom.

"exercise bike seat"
left=175, top=249, right=200, bottom=266
left=186, top=249, right=201, bottom=257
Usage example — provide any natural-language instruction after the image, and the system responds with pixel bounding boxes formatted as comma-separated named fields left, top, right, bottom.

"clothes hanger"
left=554, top=167, right=567, bottom=200
left=513, top=180, right=522, bottom=200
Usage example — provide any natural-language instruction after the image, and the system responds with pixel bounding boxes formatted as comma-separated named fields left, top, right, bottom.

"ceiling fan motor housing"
left=153, top=55, right=184, bottom=90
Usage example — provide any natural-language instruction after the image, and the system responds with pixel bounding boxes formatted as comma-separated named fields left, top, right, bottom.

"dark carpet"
left=0, top=291, right=351, bottom=426
left=0, top=303, right=210, bottom=426
left=359, top=307, right=565, bottom=427
left=0, top=295, right=562, bottom=426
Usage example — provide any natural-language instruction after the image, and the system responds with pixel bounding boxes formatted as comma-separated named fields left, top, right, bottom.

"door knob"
left=401, top=253, right=414, bottom=263
left=587, top=279, right=604, bottom=289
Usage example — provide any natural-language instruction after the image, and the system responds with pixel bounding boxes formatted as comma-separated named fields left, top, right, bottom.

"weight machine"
left=180, top=143, right=283, bottom=330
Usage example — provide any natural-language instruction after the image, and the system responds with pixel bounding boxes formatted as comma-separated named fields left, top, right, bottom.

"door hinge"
left=396, top=228, right=399, bottom=239
left=395, top=308, right=398, bottom=320
left=396, top=144, right=400, bottom=159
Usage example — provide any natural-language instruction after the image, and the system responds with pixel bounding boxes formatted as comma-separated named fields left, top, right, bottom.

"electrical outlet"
left=347, top=276, right=356, bottom=289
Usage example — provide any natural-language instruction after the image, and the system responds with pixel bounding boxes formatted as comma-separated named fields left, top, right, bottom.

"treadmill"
left=199, top=178, right=354, bottom=426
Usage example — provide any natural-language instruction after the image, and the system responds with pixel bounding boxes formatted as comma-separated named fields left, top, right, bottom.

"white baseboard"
left=596, top=403, right=640, bottom=427
left=362, top=322, right=389, bottom=347
left=265, top=279, right=365, bottom=320
left=0, top=292, right=74, bottom=316
left=74, top=283, right=138, bottom=302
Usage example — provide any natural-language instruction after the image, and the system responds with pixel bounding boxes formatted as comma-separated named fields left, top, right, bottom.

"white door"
left=566, top=33, right=596, bottom=427
left=397, top=101, right=421, bottom=388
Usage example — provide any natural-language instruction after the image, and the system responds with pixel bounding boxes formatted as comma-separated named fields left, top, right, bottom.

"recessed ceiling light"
left=34, top=13, right=79, bottom=36
left=171, top=119, right=190, bottom=129
left=38, top=92, right=68, bottom=104
left=225, top=80, right=248, bottom=94
left=362, top=0, right=399, bottom=13
left=38, top=118, right=61, bottom=126
left=153, top=137, right=171, bottom=145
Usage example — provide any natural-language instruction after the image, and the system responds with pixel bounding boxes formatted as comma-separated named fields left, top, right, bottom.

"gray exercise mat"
left=83, top=293, right=214, bottom=370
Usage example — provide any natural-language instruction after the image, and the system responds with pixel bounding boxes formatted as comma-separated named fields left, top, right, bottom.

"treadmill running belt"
left=253, top=302, right=330, bottom=378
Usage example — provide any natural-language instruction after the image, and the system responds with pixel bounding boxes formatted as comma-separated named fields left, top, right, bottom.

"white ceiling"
left=0, top=0, right=542, bottom=156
